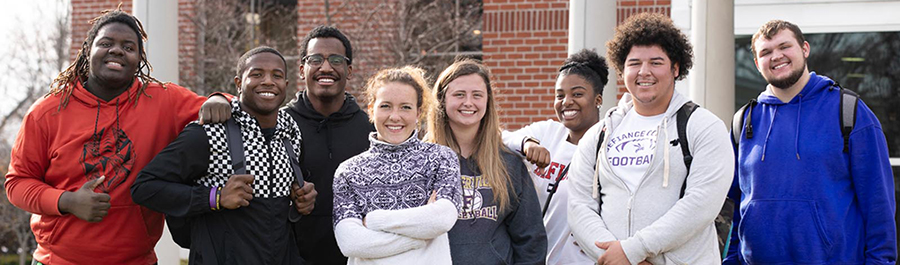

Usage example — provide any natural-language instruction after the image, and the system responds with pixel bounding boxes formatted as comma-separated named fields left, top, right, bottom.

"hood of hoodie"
left=72, top=77, right=142, bottom=108
left=603, top=88, right=690, bottom=130
left=287, top=90, right=362, bottom=123
left=757, top=72, right=834, bottom=105
left=753, top=72, right=834, bottom=161
left=591, top=89, right=691, bottom=199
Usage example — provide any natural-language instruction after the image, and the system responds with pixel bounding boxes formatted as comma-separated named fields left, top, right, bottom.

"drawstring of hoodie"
left=760, top=96, right=803, bottom=161
left=662, top=117, right=670, bottom=188
left=592, top=114, right=673, bottom=196
left=761, top=106, right=778, bottom=161
left=316, top=117, right=334, bottom=159
left=115, top=98, right=121, bottom=132
left=794, top=95, right=802, bottom=160
left=93, top=99, right=101, bottom=136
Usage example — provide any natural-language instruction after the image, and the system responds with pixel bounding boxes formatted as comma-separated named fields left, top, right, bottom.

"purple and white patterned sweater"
left=333, top=131, right=462, bottom=264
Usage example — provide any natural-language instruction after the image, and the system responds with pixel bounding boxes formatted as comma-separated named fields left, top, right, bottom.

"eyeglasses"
left=302, top=54, right=351, bottom=67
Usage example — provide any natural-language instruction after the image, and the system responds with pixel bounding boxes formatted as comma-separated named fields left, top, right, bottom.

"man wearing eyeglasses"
left=287, top=25, right=375, bottom=265
left=200, top=25, right=371, bottom=264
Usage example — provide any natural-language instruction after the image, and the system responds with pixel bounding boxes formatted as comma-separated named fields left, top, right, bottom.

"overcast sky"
left=0, top=0, right=68, bottom=141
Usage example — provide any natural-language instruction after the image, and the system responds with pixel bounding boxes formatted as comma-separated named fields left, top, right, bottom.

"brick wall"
left=483, top=0, right=570, bottom=130
left=296, top=0, right=399, bottom=106
left=69, top=0, right=199, bottom=92
left=70, top=0, right=132, bottom=61
left=69, top=0, right=674, bottom=126
left=177, top=0, right=197, bottom=88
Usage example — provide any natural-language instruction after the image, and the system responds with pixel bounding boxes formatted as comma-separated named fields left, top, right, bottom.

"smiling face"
left=301, top=37, right=352, bottom=101
left=753, top=29, right=810, bottom=89
left=87, top=22, right=141, bottom=92
left=555, top=74, right=601, bottom=133
left=235, top=52, right=288, bottom=120
left=371, top=82, right=419, bottom=144
left=444, top=74, right=489, bottom=132
left=623, top=45, right=678, bottom=115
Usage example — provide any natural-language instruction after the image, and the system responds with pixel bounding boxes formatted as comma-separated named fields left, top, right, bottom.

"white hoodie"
left=567, top=91, right=733, bottom=264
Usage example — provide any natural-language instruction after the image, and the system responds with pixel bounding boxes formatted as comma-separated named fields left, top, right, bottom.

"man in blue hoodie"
left=725, top=20, right=897, bottom=264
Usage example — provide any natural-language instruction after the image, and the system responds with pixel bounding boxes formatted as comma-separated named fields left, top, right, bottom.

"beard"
left=766, top=59, right=806, bottom=89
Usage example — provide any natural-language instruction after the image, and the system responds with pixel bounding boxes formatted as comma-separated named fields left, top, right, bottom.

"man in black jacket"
left=132, top=46, right=315, bottom=264
left=199, top=26, right=373, bottom=265
left=287, top=25, right=375, bottom=265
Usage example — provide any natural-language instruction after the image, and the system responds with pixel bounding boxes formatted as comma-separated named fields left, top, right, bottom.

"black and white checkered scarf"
left=194, top=98, right=302, bottom=198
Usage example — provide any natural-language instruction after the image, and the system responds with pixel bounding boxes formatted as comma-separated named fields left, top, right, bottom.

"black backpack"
left=166, top=119, right=306, bottom=248
left=733, top=83, right=858, bottom=153
left=595, top=101, right=736, bottom=258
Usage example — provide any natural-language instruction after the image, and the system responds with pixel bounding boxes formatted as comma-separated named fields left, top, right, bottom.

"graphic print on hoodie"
left=81, top=101, right=135, bottom=193
left=606, top=110, right=663, bottom=190
left=459, top=174, right=499, bottom=221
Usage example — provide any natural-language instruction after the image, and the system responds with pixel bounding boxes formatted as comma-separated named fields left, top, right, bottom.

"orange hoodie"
left=5, top=79, right=207, bottom=265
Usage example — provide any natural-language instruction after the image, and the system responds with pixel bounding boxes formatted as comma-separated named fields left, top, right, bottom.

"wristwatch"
left=521, top=136, right=541, bottom=155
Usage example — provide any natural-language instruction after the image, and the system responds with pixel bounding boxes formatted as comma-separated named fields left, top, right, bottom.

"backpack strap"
left=542, top=162, right=570, bottom=217
left=225, top=118, right=246, bottom=175
left=283, top=136, right=307, bottom=222
left=838, top=86, right=858, bottom=153
left=676, top=101, right=699, bottom=198
left=732, top=99, right=757, bottom=149
left=281, top=137, right=305, bottom=186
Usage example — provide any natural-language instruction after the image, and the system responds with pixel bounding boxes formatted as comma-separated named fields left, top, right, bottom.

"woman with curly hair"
left=332, top=66, right=462, bottom=264
left=501, top=49, right=609, bottom=265
left=4, top=8, right=230, bottom=264
left=567, top=13, right=733, bottom=264
left=427, top=59, right=547, bottom=265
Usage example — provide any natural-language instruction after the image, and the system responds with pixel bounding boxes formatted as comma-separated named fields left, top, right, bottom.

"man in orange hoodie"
left=3, top=9, right=234, bottom=265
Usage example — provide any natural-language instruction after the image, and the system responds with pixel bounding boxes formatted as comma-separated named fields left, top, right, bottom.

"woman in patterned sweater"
left=332, top=66, right=463, bottom=264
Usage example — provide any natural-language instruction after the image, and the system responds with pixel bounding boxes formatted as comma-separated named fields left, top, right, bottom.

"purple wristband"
left=209, top=186, right=218, bottom=210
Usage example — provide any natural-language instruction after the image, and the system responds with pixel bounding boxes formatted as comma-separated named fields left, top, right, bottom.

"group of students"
left=3, top=7, right=896, bottom=265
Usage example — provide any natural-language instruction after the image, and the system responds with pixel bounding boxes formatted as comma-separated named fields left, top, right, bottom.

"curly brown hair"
left=606, top=12, right=693, bottom=81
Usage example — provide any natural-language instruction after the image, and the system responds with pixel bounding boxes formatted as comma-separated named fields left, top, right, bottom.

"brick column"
left=483, top=0, right=570, bottom=130
left=70, top=0, right=133, bottom=61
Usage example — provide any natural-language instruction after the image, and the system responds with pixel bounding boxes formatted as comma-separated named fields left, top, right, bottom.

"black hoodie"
left=287, top=91, right=374, bottom=265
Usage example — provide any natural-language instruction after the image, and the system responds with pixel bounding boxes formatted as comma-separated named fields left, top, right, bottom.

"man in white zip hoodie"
left=567, top=13, right=733, bottom=264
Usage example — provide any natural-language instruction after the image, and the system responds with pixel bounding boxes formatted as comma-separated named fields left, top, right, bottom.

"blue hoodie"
left=725, top=73, right=896, bottom=264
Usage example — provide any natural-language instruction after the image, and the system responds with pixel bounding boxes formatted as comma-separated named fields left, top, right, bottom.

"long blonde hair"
left=426, top=59, right=513, bottom=212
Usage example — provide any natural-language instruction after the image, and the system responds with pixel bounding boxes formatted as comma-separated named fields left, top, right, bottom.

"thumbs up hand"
left=59, top=176, right=112, bottom=222
left=221, top=174, right=255, bottom=209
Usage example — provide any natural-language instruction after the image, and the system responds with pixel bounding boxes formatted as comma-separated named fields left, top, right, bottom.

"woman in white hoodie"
left=332, top=67, right=462, bottom=265
left=502, top=49, right=609, bottom=265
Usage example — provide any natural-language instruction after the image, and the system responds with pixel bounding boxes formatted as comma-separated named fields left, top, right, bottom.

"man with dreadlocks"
left=4, top=8, right=230, bottom=265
